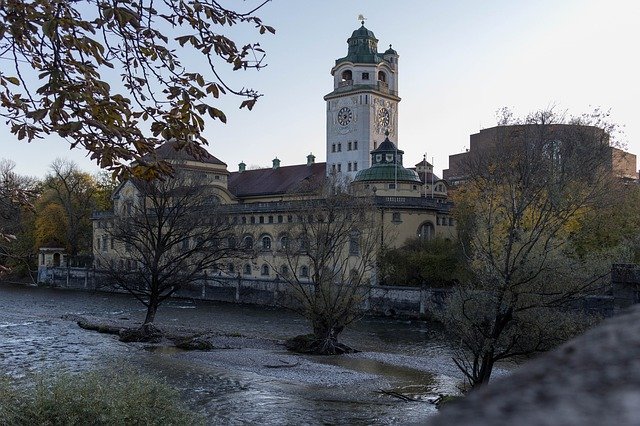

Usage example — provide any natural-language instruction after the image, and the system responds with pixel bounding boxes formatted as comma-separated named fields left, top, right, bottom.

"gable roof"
left=144, top=140, right=227, bottom=166
left=228, top=163, right=326, bottom=198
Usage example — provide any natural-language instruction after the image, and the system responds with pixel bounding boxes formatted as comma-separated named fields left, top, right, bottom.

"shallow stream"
left=0, top=283, right=461, bottom=424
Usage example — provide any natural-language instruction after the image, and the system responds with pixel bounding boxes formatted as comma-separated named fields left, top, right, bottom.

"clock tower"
left=324, top=22, right=400, bottom=179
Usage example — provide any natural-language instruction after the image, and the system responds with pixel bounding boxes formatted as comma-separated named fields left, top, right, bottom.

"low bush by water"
left=0, top=370, right=202, bottom=425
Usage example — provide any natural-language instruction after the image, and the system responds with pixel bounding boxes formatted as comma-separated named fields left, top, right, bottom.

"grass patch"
left=0, top=370, right=202, bottom=425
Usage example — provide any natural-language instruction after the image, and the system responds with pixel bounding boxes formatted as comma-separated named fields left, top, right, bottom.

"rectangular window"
left=449, top=217, right=454, bottom=226
left=259, top=216, right=265, bottom=224
left=349, top=235, right=360, bottom=255
left=338, top=143, right=342, bottom=152
left=388, top=183, right=396, bottom=189
left=348, top=142, right=352, bottom=151
left=332, top=144, right=336, bottom=153
left=337, top=164, right=342, bottom=172
left=392, top=212, right=401, bottom=222
left=242, top=216, right=247, bottom=224
left=110, top=238, right=115, bottom=250
left=332, top=164, right=336, bottom=173
left=277, top=215, right=283, bottom=223
left=354, top=162, right=358, bottom=171
left=287, top=215, right=293, bottom=222
left=251, top=216, right=256, bottom=224
left=348, top=162, right=352, bottom=172
left=268, top=216, right=274, bottom=224
left=354, top=141, right=358, bottom=150
left=362, top=72, right=369, bottom=80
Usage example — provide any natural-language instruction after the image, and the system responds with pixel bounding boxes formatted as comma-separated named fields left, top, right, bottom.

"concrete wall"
left=38, top=266, right=450, bottom=318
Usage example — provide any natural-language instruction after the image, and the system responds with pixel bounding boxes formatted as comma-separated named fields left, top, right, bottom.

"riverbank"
left=66, top=312, right=460, bottom=400
left=0, top=283, right=475, bottom=423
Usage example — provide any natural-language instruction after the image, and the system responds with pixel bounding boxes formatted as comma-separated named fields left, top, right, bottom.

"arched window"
left=300, top=266, right=309, bottom=278
left=417, top=222, right=435, bottom=241
left=243, top=263, right=252, bottom=275
left=298, top=234, right=310, bottom=253
left=242, top=235, right=254, bottom=250
left=227, top=236, right=237, bottom=249
left=349, top=268, right=359, bottom=282
left=341, top=69, right=352, bottom=81
left=261, top=235, right=272, bottom=251
left=280, top=265, right=289, bottom=277
left=279, top=234, right=289, bottom=251
left=261, top=264, right=270, bottom=276
left=377, top=71, right=387, bottom=82
left=349, top=231, right=360, bottom=255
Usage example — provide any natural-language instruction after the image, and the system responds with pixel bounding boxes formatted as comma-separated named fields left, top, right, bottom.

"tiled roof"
left=228, top=163, right=326, bottom=198
left=145, top=140, right=227, bottom=166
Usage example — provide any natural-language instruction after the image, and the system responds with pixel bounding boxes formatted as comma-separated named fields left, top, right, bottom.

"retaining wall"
left=37, top=266, right=450, bottom=318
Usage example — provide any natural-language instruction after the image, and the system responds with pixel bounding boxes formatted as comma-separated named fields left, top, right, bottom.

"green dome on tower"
left=336, top=23, right=385, bottom=65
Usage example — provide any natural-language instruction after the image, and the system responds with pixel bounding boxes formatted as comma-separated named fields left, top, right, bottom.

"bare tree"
left=439, top=108, right=629, bottom=388
left=98, top=173, right=244, bottom=326
left=277, top=180, right=381, bottom=354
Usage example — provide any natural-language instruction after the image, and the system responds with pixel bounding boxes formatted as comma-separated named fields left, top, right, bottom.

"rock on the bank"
left=429, top=305, right=640, bottom=426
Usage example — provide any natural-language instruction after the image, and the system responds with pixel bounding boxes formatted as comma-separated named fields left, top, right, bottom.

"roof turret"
left=336, top=23, right=384, bottom=65
left=354, top=134, right=421, bottom=183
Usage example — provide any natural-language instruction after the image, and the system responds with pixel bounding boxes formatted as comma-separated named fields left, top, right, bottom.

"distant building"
left=443, top=124, right=638, bottom=186
left=92, top=24, right=454, bottom=281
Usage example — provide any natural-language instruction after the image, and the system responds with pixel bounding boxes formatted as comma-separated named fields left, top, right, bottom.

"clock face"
left=377, top=108, right=390, bottom=128
left=337, top=107, right=352, bottom=126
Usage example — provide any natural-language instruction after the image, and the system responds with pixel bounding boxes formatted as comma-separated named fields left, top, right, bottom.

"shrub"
left=0, top=370, right=202, bottom=425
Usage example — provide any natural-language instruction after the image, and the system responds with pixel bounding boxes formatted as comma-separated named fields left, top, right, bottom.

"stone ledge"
left=429, top=305, right=640, bottom=426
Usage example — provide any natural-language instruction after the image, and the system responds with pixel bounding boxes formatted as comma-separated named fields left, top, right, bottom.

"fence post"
left=235, top=274, right=241, bottom=302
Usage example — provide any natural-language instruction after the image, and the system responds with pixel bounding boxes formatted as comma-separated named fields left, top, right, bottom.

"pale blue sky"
left=3, top=0, right=639, bottom=178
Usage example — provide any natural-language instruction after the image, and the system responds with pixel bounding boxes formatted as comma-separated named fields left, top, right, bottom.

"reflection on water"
left=0, top=284, right=453, bottom=424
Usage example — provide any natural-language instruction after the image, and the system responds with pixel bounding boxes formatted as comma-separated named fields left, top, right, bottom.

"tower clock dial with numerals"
left=337, top=107, right=353, bottom=126
left=377, top=107, right=390, bottom=128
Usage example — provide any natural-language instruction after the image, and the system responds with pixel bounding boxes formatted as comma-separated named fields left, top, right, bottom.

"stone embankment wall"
left=37, top=267, right=450, bottom=318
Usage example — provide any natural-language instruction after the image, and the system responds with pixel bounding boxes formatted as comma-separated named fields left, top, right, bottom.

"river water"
left=0, top=283, right=461, bottom=424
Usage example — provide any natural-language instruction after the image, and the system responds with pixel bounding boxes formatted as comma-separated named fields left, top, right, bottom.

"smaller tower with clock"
left=324, top=21, right=400, bottom=179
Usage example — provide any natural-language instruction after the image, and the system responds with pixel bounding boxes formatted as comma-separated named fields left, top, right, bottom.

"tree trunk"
left=474, top=352, right=494, bottom=387
left=144, top=303, right=157, bottom=325
left=310, top=320, right=350, bottom=354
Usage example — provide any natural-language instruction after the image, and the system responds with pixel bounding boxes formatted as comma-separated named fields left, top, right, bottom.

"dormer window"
left=341, top=70, right=352, bottom=81
left=385, top=154, right=394, bottom=163
left=375, top=154, right=382, bottom=163
left=378, top=71, right=387, bottom=82
left=362, top=72, right=370, bottom=80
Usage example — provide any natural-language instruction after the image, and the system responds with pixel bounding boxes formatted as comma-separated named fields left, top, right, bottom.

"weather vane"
left=357, top=14, right=367, bottom=25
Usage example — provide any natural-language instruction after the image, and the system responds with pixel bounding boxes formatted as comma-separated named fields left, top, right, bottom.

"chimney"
left=272, top=157, right=280, bottom=169
left=307, top=153, right=315, bottom=166
left=238, top=162, right=246, bottom=172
